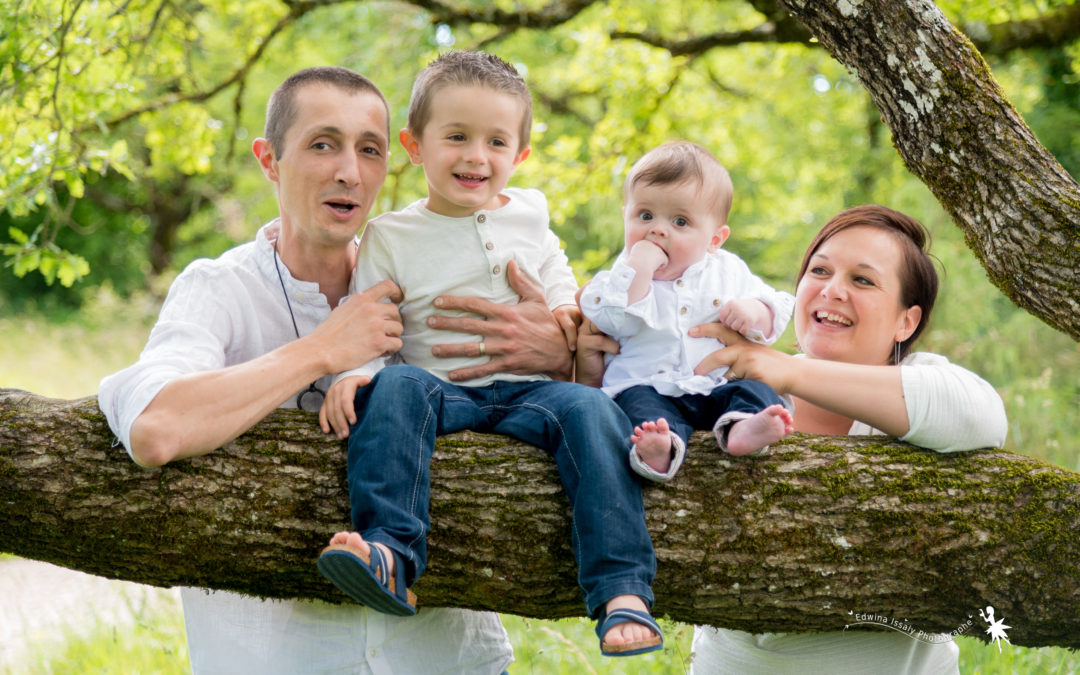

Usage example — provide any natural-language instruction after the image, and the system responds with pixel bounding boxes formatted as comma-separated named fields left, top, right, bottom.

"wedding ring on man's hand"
left=478, top=341, right=487, bottom=357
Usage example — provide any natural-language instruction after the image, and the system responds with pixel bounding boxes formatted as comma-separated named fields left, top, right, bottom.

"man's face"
left=257, top=84, right=389, bottom=248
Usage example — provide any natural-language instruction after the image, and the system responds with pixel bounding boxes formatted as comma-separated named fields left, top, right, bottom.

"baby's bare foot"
left=725, top=404, right=793, bottom=456
left=631, top=418, right=673, bottom=473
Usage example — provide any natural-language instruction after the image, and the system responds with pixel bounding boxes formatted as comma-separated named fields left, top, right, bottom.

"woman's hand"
left=691, top=322, right=794, bottom=393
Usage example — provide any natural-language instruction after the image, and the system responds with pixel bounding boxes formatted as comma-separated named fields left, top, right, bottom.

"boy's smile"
left=400, top=84, right=530, bottom=218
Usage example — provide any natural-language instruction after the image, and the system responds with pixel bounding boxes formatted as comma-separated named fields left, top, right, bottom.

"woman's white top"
left=690, top=351, right=1008, bottom=674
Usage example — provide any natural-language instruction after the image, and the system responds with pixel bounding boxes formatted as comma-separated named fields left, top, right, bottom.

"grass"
left=12, top=610, right=188, bottom=675
left=3, top=278, right=1078, bottom=673
left=7, top=607, right=1078, bottom=673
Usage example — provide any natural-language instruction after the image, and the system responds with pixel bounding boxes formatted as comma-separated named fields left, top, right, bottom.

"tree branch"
left=2, top=389, right=1077, bottom=648
left=963, top=3, right=1080, bottom=56
left=404, top=0, right=601, bottom=29
left=612, top=1, right=1080, bottom=57
left=76, top=3, right=310, bottom=135
left=775, top=0, right=1080, bottom=341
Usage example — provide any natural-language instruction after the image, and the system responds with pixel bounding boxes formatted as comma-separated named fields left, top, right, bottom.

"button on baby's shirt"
left=492, top=265, right=501, bottom=275
left=485, top=242, right=494, bottom=250
left=477, top=213, right=487, bottom=223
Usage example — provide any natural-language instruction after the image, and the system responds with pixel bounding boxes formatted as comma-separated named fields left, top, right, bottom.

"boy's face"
left=399, top=85, right=530, bottom=218
left=623, top=178, right=731, bottom=280
left=254, top=84, right=389, bottom=248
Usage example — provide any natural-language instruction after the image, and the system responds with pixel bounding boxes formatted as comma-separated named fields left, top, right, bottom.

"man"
left=99, top=66, right=572, bottom=674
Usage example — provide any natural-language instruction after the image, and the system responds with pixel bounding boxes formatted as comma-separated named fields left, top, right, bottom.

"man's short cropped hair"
left=624, top=141, right=734, bottom=225
left=406, top=50, right=532, bottom=151
left=265, top=66, right=388, bottom=159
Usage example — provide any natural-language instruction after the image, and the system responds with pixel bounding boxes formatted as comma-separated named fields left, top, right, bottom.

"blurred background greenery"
left=2, top=0, right=1078, bottom=672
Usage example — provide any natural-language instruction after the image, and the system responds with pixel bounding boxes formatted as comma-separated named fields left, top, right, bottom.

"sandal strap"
left=596, top=607, right=662, bottom=638
left=368, top=545, right=389, bottom=587
left=372, top=543, right=412, bottom=606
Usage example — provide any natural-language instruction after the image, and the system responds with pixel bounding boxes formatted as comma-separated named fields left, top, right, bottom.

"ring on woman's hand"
left=478, top=341, right=486, bottom=357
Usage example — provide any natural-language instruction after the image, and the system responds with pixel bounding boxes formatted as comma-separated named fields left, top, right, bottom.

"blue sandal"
left=596, top=607, right=664, bottom=657
left=317, top=542, right=417, bottom=616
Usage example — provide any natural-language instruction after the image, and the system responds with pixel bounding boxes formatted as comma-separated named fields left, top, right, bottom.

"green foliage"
left=3, top=0, right=1078, bottom=307
left=2, top=5, right=1078, bottom=665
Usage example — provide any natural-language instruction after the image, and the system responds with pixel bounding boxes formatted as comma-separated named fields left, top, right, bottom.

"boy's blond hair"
left=406, top=50, right=532, bottom=151
left=624, top=141, right=734, bottom=224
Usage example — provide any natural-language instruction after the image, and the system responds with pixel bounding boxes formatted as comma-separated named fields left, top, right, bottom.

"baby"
left=580, top=141, right=795, bottom=481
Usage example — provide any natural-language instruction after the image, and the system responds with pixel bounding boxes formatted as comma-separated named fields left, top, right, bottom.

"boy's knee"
left=367, top=365, right=439, bottom=399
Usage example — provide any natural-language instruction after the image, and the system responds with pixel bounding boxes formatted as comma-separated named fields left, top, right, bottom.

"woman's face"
left=794, top=226, right=922, bottom=365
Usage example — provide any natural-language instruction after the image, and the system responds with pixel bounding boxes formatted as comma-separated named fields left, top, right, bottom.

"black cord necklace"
left=273, top=239, right=326, bottom=413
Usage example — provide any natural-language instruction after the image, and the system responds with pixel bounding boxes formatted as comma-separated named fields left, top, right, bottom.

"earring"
left=894, top=340, right=901, bottom=366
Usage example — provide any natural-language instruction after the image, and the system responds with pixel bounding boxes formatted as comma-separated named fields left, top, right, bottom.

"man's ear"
left=399, top=129, right=423, bottom=165
left=252, top=138, right=278, bottom=182
left=709, top=225, right=731, bottom=251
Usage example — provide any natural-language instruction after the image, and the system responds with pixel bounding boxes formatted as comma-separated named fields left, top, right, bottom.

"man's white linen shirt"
left=98, top=221, right=513, bottom=675
left=339, top=187, right=578, bottom=386
left=581, top=249, right=794, bottom=397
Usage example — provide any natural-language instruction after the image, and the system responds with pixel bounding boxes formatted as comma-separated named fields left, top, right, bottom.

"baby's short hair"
left=624, top=141, right=734, bottom=224
left=406, top=50, right=532, bottom=151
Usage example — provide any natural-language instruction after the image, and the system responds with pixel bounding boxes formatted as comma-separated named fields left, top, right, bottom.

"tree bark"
left=2, top=389, right=1077, bottom=648
left=776, top=0, right=1080, bottom=341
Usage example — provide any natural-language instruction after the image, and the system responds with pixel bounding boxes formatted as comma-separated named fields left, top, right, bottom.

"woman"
left=578, top=204, right=1007, bottom=673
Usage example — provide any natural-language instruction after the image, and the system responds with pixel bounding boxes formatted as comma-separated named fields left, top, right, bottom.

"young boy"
left=580, top=141, right=795, bottom=482
left=316, top=51, right=663, bottom=658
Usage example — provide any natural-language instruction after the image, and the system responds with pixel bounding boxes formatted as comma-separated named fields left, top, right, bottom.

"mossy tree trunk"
left=2, top=389, right=1078, bottom=648
left=774, top=0, right=1080, bottom=341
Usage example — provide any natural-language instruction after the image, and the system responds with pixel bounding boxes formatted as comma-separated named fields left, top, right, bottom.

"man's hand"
left=574, top=316, right=619, bottom=388
left=309, top=279, right=404, bottom=374
left=319, top=375, right=372, bottom=439
left=428, top=260, right=573, bottom=381
left=553, top=304, right=583, bottom=352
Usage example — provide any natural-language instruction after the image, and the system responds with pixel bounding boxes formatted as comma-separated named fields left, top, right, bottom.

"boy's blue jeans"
left=613, top=379, right=784, bottom=446
left=346, top=364, right=656, bottom=618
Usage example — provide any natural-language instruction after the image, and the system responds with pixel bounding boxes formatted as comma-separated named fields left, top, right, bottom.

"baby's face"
left=623, top=179, right=729, bottom=280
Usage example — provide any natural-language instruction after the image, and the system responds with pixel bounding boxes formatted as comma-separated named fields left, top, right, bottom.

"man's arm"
left=427, top=260, right=573, bottom=382
left=128, top=280, right=403, bottom=466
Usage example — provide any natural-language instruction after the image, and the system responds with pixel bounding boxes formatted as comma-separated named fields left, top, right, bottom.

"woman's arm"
left=898, top=352, right=1008, bottom=452
left=691, top=324, right=910, bottom=436
left=691, top=324, right=1007, bottom=451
